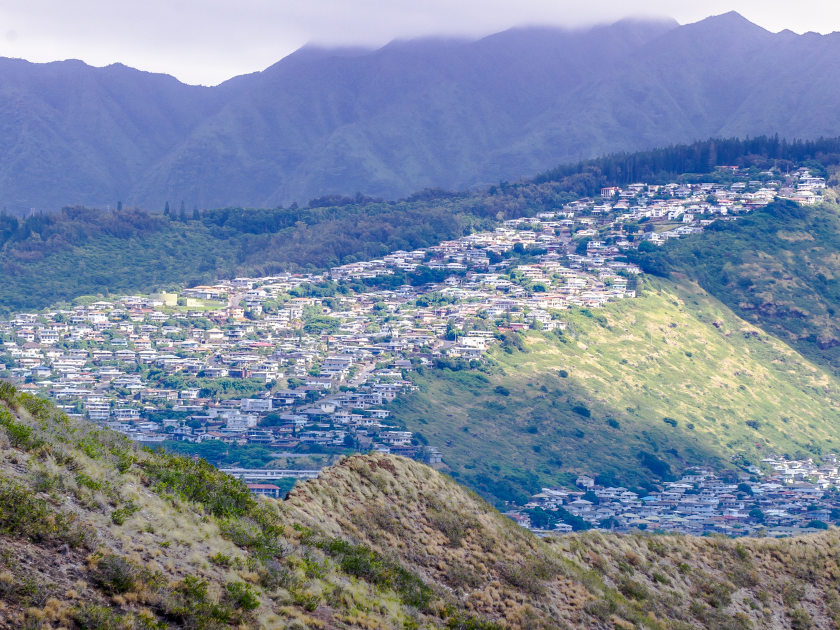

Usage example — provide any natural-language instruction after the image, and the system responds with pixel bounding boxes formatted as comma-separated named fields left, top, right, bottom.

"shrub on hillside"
left=92, top=554, right=164, bottom=595
left=638, top=451, right=672, bottom=478
left=0, top=476, right=95, bottom=548
left=142, top=452, right=255, bottom=518
left=313, top=537, right=433, bottom=609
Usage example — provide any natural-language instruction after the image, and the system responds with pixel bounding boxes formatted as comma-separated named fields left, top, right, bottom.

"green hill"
left=0, top=198, right=502, bottom=314
left=633, top=197, right=840, bottom=372
left=389, top=277, right=840, bottom=504
left=3, top=383, right=840, bottom=630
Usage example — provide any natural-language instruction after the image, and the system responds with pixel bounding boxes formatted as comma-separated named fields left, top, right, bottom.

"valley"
left=5, top=161, right=840, bottom=531
left=7, top=5, right=840, bottom=629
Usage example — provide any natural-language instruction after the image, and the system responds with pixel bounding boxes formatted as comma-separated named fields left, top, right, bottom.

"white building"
left=241, top=398, right=272, bottom=413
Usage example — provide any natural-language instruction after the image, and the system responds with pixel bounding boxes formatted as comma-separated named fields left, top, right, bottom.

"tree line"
left=534, top=135, right=840, bottom=188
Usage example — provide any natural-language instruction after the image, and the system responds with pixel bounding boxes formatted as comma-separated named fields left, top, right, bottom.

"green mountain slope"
left=4, top=384, right=840, bottom=630
left=389, top=278, right=840, bottom=504
left=634, top=197, right=840, bottom=371
left=7, top=13, right=840, bottom=211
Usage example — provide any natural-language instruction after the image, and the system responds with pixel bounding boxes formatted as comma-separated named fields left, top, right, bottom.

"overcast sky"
left=1, top=0, right=839, bottom=86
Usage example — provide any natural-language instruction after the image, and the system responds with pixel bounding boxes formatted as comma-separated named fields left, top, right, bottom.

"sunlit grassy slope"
left=634, top=197, right=840, bottom=371
left=390, top=277, right=840, bottom=504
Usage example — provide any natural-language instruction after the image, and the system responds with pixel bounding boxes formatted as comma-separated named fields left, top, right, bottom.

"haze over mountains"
left=4, top=11, right=840, bottom=214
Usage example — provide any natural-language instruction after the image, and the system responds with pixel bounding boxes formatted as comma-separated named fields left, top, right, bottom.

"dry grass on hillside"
left=0, top=385, right=419, bottom=630
left=4, top=381, right=840, bottom=630
left=285, top=454, right=593, bottom=628
left=290, top=453, right=840, bottom=630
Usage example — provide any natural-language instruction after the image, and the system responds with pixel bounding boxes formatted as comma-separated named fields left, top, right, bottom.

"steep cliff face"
left=2, top=382, right=840, bottom=630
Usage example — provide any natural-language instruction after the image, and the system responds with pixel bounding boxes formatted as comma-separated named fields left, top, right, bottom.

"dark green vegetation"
left=145, top=372, right=267, bottom=400
left=634, top=197, right=840, bottom=371
left=0, top=184, right=571, bottom=314
left=536, top=135, right=840, bottom=189
left=307, top=536, right=434, bottom=609
left=0, top=475, right=94, bottom=547
left=389, top=278, right=840, bottom=507
left=6, top=12, right=840, bottom=212
left=142, top=451, right=257, bottom=518
left=0, top=201, right=485, bottom=313
left=161, top=440, right=276, bottom=468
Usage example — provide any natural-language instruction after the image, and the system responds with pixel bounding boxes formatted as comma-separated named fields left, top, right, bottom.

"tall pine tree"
left=179, top=201, right=187, bottom=222
left=164, top=201, right=170, bottom=216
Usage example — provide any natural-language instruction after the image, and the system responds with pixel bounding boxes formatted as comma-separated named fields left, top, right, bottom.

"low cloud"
left=0, top=0, right=837, bottom=85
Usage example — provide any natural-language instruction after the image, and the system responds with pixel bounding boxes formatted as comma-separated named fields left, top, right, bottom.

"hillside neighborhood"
left=507, top=456, right=840, bottom=537
left=0, top=165, right=831, bottom=537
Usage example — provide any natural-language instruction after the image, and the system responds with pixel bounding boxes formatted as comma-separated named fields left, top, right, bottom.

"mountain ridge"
left=4, top=13, right=840, bottom=213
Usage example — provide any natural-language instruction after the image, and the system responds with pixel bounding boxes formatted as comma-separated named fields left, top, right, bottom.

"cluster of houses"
left=597, top=166, right=823, bottom=215
left=508, top=456, right=840, bottom=537
left=531, top=166, right=821, bottom=247
left=0, top=284, right=435, bottom=462
left=0, top=216, right=647, bottom=442
left=0, top=166, right=827, bottom=509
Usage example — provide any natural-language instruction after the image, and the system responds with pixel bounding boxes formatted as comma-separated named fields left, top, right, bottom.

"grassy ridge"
left=291, top=451, right=840, bottom=630
left=5, top=383, right=840, bottom=629
left=390, top=278, right=840, bottom=504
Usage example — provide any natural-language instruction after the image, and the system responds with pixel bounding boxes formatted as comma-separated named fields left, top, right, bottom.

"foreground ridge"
left=1, top=382, right=840, bottom=629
